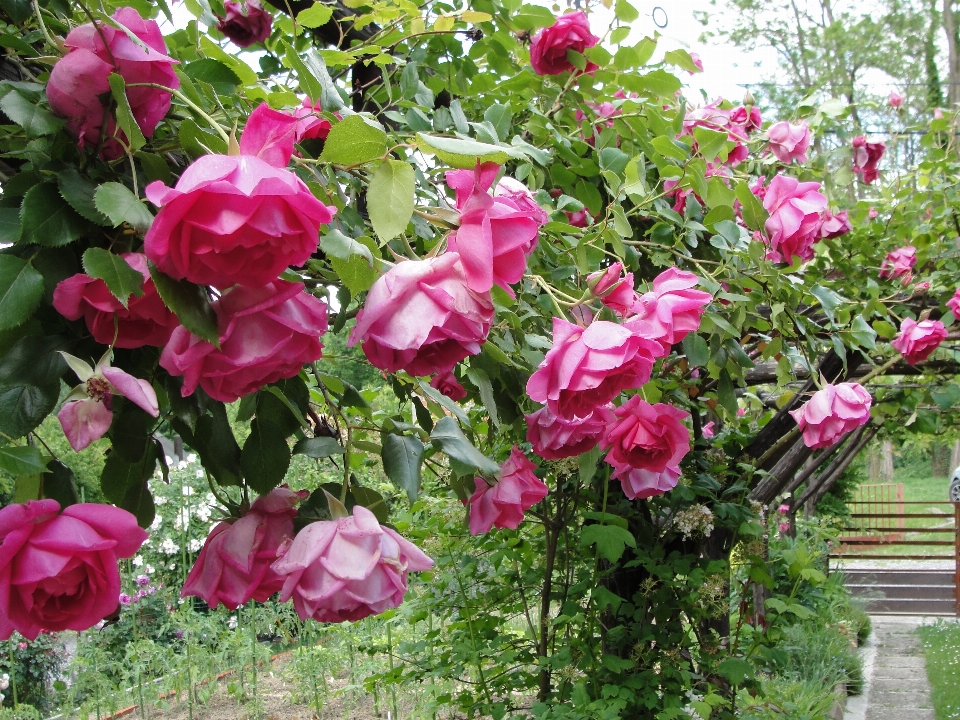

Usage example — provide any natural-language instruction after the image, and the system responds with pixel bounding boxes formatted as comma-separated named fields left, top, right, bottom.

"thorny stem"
left=754, top=426, right=801, bottom=468
left=32, top=0, right=58, bottom=50
left=858, top=353, right=903, bottom=385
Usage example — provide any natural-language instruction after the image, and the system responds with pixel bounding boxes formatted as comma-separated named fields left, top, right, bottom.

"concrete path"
left=844, top=616, right=937, bottom=720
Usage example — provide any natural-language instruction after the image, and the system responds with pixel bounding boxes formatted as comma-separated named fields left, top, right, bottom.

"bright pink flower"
left=216, top=0, right=272, bottom=47
left=682, top=101, right=749, bottom=165
left=468, top=447, right=548, bottom=534
left=526, top=317, right=660, bottom=420
left=272, top=504, right=433, bottom=623
left=0, top=500, right=147, bottom=640
left=737, top=407, right=746, bottom=417
left=529, top=11, right=599, bottom=76
left=852, top=136, right=885, bottom=184
left=626, top=267, right=712, bottom=351
left=819, top=210, right=852, bottom=240
left=525, top=404, right=615, bottom=460
left=913, top=281, right=931, bottom=295
left=891, top=318, right=947, bottom=365
left=57, top=351, right=159, bottom=452
left=46, top=7, right=178, bottom=159
left=689, top=52, right=704, bottom=73
left=777, top=504, right=790, bottom=514
left=789, top=382, right=872, bottom=450
left=294, top=97, right=333, bottom=142
left=778, top=522, right=790, bottom=533
left=53, top=253, right=179, bottom=349
left=494, top=177, right=548, bottom=226
left=767, top=120, right=810, bottom=163
left=118, top=593, right=132, bottom=606
left=587, top=262, right=638, bottom=317
left=759, top=175, right=827, bottom=263
left=445, top=162, right=540, bottom=295
left=868, top=207, right=879, bottom=219
left=879, top=246, right=917, bottom=280
left=946, top=289, right=960, bottom=320
left=565, top=209, right=590, bottom=227
left=702, top=421, right=715, bottom=438
left=730, top=105, right=762, bottom=133
left=429, top=372, right=467, bottom=401
left=238, top=102, right=299, bottom=168
left=161, top=281, right=327, bottom=403
left=575, top=101, right=620, bottom=144
left=889, top=92, right=904, bottom=108
left=182, top=487, right=306, bottom=610
left=599, top=396, right=691, bottom=500
left=348, top=254, right=493, bottom=377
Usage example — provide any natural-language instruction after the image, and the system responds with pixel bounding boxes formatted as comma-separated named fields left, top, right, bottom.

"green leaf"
left=100, top=446, right=156, bottom=505
left=614, top=0, right=638, bottom=22
left=297, top=2, right=333, bottom=27
left=0, top=208, right=21, bottom=245
left=417, top=133, right=524, bottom=169
left=809, top=284, right=842, bottom=326
left=628, top=69, right=681, bottom=98
left=650, top=136, right=689, bottom=162
left=241, top=419, right=291, bottom=495
left=716, top=657, right=753, bottom=686
left=734, top=180, right=768, bottom=232
left=429, top=416, right=500, bottom=476
left=663, top=49, right=701, bottom=73
left=175, top=402, right=242, bottom=486
left=82, top=248, right=145, bottom=308
left=330, top=236, right=380, bottom=294
left=0, top=91, right=63, bottom=137
left=0, top=0, right=31, bottom=25
left=121, top=474, right=155, bottom=529
left=293, top=436, right=345, bottom=458
left=682, top=334, right=709, bottom=367
left=483, top=104, right=512, bottom=142
left=148, top=262, right=220, bottom=347
left=465, top=367, right=499, bottom=428
left=849, top=315, right=877, bottom=350
left=381, top=432, right=424, bottom=503
left=693, top=126, right=729, bottom=163
left=182, top=58, right=241, bottom=93
left=320, top=114, right=388, bottom=166
left=108, top=398, right=151, bottom=463
left=0, top=255, right=43, bottom=330
left=108, top=74, right=146, bottom=152
left=58, top=169, right=110, bottom=225
left=320, top=228, right=375, bottom=264
left=179, top=117, right=227, bottom=156
left=0, top=444, right=48, bottom=476
left=42, top=460, right=78, bottom=507
left=94, top=182, right=154, bottom=233
left=12, top=474, right=39, bottom=503
left=581, top=524, right=636, bottom=563
left=367, top=160, right=415, bottom=241
left=20, top=182, right=89, bottom=247
left=578, top=445, right=602, bottom=485
left=718, top=370, right=737, bottom=414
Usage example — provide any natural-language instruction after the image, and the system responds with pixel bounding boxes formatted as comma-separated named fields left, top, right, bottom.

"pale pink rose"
left=599, top=396, right=690, bottom=500
left=946, top=289, right=960, bottom=320
left=0, top=500, right=147, bottom=640
left=46, top=7, right=179, bottom=160
left=879, top=246, right=917, bottom=280
left=160, top=281, right=327, bottom=403
left=891, top=318, right=947, bottom=365
left=526, top=317, right=661, bottom=420
left=429, top=372, right=467, bottom=401
left=626, top=267, right=712, bottom=351
left=348, top=254, right=493, bottom=377
left=529, top=11, right=599, bottom=76
left=272, top=505, right=433, bottom=623
left=789, top=382, right=872, bottom=450
left=525, top=404, right=615, bottom=460
left=935, top=108, right=945, bottom=119
left=182, top=487, right=306, bottom=610
left=759, top=175, right=827, bottom=263
left=778, top=522, right=790, bottom=533
left=446, top=162, right=541, bottom=295
left=587, top=262, right=638, bottom=317
left=682, top=101, right=749, bottom=165
left=689, top=52, right=704, bottom=73
left=819, top=210, right=852, bottom=240
left=777, top=504, right=790, bottom=514
left=767, top=120, right=811, bottom=163
left=702, top=421, right=715, bottom=438
left=495, top=177, right=548, bottom=226
left=216, top=0, right=272, bottom=47
left=889, top=92, right=904, bottom=108
left=852, top=136, right=884, bottom=184
left=468, top=447, right=548, bottom=535
left=868, top=207, right=879, bottom=219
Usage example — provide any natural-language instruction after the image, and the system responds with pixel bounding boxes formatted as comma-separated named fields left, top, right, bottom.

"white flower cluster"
left=188, top=538, right=203, bottom=553
left=160, top=538, right=179, bottom=555
left=674, top=504, right=714, bottom=540
left=194, top=504, right=212, bottom=523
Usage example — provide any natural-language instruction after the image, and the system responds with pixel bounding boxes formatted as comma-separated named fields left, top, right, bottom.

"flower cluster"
left=674, top=504, right=715, bottom=540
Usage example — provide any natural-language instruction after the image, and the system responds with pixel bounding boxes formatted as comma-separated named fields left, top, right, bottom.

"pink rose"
left=789, top=382, right=872, bottom=450
left=935, top=108, right=945, bottom=119
left=767, top=120, right=810, bottom=164
left=689, top=52, right=704, bottom=73
left=879, top=246, right=917, bottom=280
left=272, top=505, right=433, bottom=623
left=777, top=504, right=790, bottom=514
left=160, top=281, right=328, bottom=403
left=759, top=174, right=827, bottom=263
left=891, top=318, right=947, bottom=365
left=445, top=162, right=541, bottom=295
left=526, top=317, right=660, bottom=420
left=819, top=210, right=852, bottom=240
left=182, top=487, right=306, bottom=609
left=294, top=97, right=333, bottom=142
left=587, top=263, right=638, bottom=317
left=575, top=101, right=620, bottom=145
left=868, top=207, right=879, bottom=219
left=348, top=254, right=493, bottom=377
left=525, top=404, right=615, bottom=460
left=626, top=267, right=712, bottom=351
left=778, top=522, right=790, bottom=534
left=53, top=253, right=179, bottom=349
left=730, top=105, right=762, bottom=133
left=599, top=396, right=691, bottom=500
left=46, top=7, right=179, bottom=159
left=0, top=500, right=148, bottom=640
left=468, top=447, right=548, bottom=535
left=889, top=92, right=904, bottom=108
left=913, top=281, right=931, bottom=296
left=529, top=11, right=599, bottom=76
left=216, top=0, right=272, bottom=47
left=565, top=209, right=590, bottom=227
left=494, top=177, right=548, bottom=226
left=702, top=421, right=715, bottom=438
left=682, top=101, right=750, bottom=165
left=852, top=136, right=885, bottom=184
left=429, top=371, right=467, bottom=401
left=946, top=289, right=960, bottom=320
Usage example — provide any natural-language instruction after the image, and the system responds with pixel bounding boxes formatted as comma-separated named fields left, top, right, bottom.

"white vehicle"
left=951, top=466, right=960, bottom=502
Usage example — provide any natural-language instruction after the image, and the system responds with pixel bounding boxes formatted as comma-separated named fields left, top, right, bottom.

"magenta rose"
left=0, top=500, right=148, bottom=640
left=429, top=371, right=467, bottom=401
left=626, top=267, right=712, bottom=352
left=729, top=105, right=762, bottom=132
left=53, top=253, right=179, bottom=349
left=529, top=11, right=599, bottom=76
left=525, top=404, right=615, bottom=460
left=216, top=0, right=272, bottom=47
left=445, top=162, right=541, bottom=295
left=587, top=262, right=639, bottom=317
left=819, top=210, right=852, bottom=240
left=789, top=383, right=872, bottom=450
left=878, top=245, right=917, bottom=280
left=182, top=487, right=306, bottom=609
left=599, top=396, right=691, bottom=500
left=767, top=120, right=810, bottom=164
left=526, top=317, right=661, bottom=420
left=46, top=7, right=179, bottom=159
left=759, top=174, right=827, bottom=264
left=160, top=280, right=328, bottom=403
left=891, top=318, right=947, bottom=365
left=468, top=446, right=548, bottom=535
left=853, top=136, right=885, bottom=184
left=294, top=97, right=333, bottom=142
left=494, top=177, right=548, bottom=226
left=947, top=289, right=960, bottom=320
left=272, top=504, right=433, bottom=623
left=565, top=209, right=590, bottom=227
left=348, top=254, right=494, bottom=377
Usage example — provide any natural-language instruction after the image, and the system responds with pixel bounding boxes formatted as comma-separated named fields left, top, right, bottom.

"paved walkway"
left=844, top=616, right=937, bottom=720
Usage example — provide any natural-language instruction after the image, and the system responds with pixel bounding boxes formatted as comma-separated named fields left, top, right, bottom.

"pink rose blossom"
left=575, top=101, right=620, bottom=144
left=737, top=407, right=746, bottom=417
left=946, top=289, right=960, bottom=320
left=778, top=522, right=790, bottom=534
left=160, top=281, right=327, bottom=403
left=758, top=175, right=827, bottom=263
left=429, top=372, right=467, bottom=401
left=935, top=108, right=945, bottom=119
left=689, top=52, right=704, bottom=73
left=272, top=505, right=433, bottom=623
left=494, top=177, right=548, bottom=226
left=730, top=105, right=762, bottom=133
left=702, top=421, right=715, bottom=438
left=889, top=92, right=904, bottom=108
left=182, top=487, right=306, bottom=610
left=529, top=11, right=599, bottom=76
left=0, top=500, right=147, bottom=640
left=587, top=262, right=638, bottom=317
left=565, top=209, right=590, bottom=227
left=819, top=210, right=852, bottom=240
left=868, top=207, right=879, bottom=219
left=294, top=97, right=333, bottom=142
left=525, top=404, right=615, bottom=460
left=599, top=396, right=691, bottom=500
left=468, top=447, right=548, bottom=535
left=777, top=504, right=790, bottom=514
left=626, top=267, right=712, bottom=351
left=852, top=136, right=885, bottom=184
left=891, top=318, right=947, bottom=365
left=216, top=0, right=272, bottom=47
left=526, top=317, right=661, bottom=420
left=348, top=254, right=493, bottom=377
left=767, top=120, right=811, bottom=164
left=789, top=383, right=872, bottom=450
left=879, top=246, right=917, bottom=280
left=682, top=101, right=756, bottom=165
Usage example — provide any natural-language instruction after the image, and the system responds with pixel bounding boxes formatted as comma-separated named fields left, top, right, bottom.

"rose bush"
left=789, top=383, right=873, bottom=450
left=467, top=447, right=548, bottom=534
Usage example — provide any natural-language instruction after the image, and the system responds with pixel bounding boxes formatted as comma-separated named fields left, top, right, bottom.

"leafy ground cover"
left=918, top=619, right=960, bottom=720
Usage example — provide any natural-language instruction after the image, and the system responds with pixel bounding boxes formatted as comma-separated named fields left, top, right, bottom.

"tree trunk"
left=880, top=440, right=894, bottom=481
left=932, top=443, right=951, bottom=478
left=944, top=0, right=960, bottom=107
left=928, top=0, right=946, bottom=107
left=869, top=447, right=881, bottom=481
left=950, top=439, right=960, bottom=472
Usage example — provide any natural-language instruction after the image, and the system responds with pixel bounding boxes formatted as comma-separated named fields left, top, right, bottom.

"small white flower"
left=194, top=505, right=212, bottom=523
left=187, top=453, right=197, bottom=463
left=165, top=455, right=174, bottom=466
left=150, top=515, right=162, bottom=530
left=168, top=562, right=177, bottom=570
left=160, top=538, right=179, bottom=555
left=189, top=538, right=203, bottom=553
left=132, top=555, right=144, bottom=567
left=155, top=495, right=168, bottom=506
left=177, top=461, right=188, bottom=471
left=196, top=470, right=204, bottom=479
left=182, top=486, right=195, bottom=496
left=227, top=616, right=238, bottom=629
left=145, top=565, right=155, bottom=574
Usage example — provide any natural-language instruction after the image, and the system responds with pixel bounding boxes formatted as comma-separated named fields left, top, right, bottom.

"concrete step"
left=858, top=598, right=956, bottom=615
left=843, top=570, right=954, bottom=586
left=847, top=583, right=956, bottom=600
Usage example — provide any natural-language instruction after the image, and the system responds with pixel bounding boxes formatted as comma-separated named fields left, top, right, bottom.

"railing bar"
left=829, top=554, right=955, bottom=560
left=849, top=513, right=956, bottom=518
left=841, top=527, right=958, bottom=533
left=838, top=540, right=955, bottom=546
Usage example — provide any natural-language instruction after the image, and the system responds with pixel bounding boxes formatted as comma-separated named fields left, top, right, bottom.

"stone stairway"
left=843, top=568, right=956, bottom=615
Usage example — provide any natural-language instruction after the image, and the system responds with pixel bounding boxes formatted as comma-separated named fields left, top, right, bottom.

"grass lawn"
left=918, top=620, right=960, bottom=720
